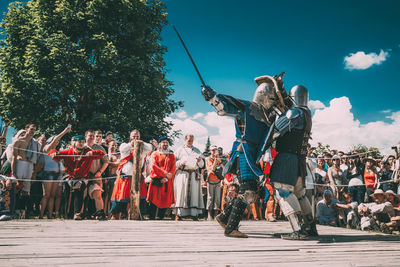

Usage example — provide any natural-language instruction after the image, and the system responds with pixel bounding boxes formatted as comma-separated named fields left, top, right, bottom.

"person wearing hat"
left=363, top=157, right=378, bottom=202
left=48, top=134, right=106, bottom=220
left=358, top=189, right=395, bottom=232
left=205, top=145, right=224, bottom=220
left=146, top=136, right=176, bottom=220
left=38, top=125, right=71, bottom=219
left=382, top=190, right=400, bottom=232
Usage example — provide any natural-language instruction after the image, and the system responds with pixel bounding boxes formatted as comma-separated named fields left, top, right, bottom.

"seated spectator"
left=358, top=189, right=395, bottom=233
left=333, top=191, right=360, bottom=229
left=382, top=190, right=400, bottom=232
left=316, top=190, right=339, bottom=226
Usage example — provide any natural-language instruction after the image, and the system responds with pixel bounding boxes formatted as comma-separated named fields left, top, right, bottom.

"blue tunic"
left=214, top=94, right=271, bottom=181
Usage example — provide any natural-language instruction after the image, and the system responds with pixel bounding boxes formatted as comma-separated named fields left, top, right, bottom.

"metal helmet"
left=253, top=75, right=278, bottom=110
left=289, top=85, right=308, bottom=107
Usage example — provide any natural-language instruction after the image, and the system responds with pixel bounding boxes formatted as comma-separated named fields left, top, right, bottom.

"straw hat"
left=384, top=190, right=399, bottom=199
left=364, top=156, right=376, bottom=164
left=370, top=189, right=385, bottom=197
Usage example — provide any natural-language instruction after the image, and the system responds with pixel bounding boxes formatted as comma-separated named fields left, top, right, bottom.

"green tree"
left=349, top=144, right=382, bottom=158
left=314, top=142, right=331, bottom=156
left=204, top=136, right=211, bottom=155
left=0, top=0, right=182, bottom=141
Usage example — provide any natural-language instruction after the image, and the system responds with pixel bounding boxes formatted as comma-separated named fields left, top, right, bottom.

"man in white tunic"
left=174, top=134, right=205, bottom=220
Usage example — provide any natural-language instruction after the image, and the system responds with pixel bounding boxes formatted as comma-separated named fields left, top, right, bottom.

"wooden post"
left=129, top=141, right=143, bottom=220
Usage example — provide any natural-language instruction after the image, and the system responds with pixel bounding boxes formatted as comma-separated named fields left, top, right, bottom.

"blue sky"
left=162, top=0, right=400, bottom=123
left=1, top=0, right=399, bottom=152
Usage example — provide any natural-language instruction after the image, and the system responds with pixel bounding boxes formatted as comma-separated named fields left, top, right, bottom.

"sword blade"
left=172, top=25, right=206, bottom=87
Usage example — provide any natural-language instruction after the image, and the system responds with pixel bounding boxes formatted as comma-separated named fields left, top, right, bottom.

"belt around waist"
left=236, top=138, right=257, bottom=147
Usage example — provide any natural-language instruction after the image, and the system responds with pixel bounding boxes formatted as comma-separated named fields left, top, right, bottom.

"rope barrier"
left=0, top=174, right=127, bottom=183
left=305, top=179, right=398, bottom=188
left=5, top=145, right=121, bottom=158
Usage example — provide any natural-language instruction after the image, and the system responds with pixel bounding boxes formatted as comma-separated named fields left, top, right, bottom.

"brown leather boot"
left=215, top=214, right=227, bottom=229
left=224, top=230, right=248, bottom=238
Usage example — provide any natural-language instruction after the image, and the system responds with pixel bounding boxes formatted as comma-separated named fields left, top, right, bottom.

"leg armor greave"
left=225, top=197, right=248, bottom=235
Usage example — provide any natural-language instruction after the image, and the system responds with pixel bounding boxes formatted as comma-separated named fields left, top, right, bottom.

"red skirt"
left=111, top=176, right=148, bottom=202
left=146, top=178, right=174, bottom=209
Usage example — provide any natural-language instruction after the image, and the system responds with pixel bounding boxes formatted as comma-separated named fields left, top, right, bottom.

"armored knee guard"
left=275, top=189, right=301, bottom=216
left=294, top=187, right=312, bottom=218
left=275, top=189, right=302, bottom=232
left=225, top=197, right=248, bottom=235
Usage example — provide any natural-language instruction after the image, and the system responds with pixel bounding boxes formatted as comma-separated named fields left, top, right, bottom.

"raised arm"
left=43, top=126, right=71, bottom=153
left=202, top=86, right=244, bottom=117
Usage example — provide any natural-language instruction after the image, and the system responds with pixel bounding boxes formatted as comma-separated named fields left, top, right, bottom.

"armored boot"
left=281, top=231, right=308, bottom=240
left=301, top=214, right=319, bottom=237
left=216, top=201, right=233, bottom=230
left=224, top=197, right=248, bottom=238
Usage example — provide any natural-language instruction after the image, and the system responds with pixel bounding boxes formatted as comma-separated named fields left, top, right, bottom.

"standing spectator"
left=339, top=152, right=349, bottom=181
left=174, top=134, right=204, bottom=221
left=48, top=135, right=105, bottom=220
left=39, top=126, right=71, bottom=219
left=103, top=140, right=120, bottom=216
left=104, top=131, right=114, bottom=148
left=147, top=137, right=176, bottom=220
left=347, top=157, right=366, bottom=204
left=316, top=190, right=339, bottom=226
left=363, top=157, right=378, bottom=202
left=11, top=124, right=40, bottom=218
left=260, top=147, right=277, bottom=221
left=85, top=130, right=109, bottom=220
left=379, top=161, right=396, bottom=192
left=205, top=145, right=223, bottom=220
left=327, top=155, right=346, bottom=200
left=0, top=119, right=10, bottom=158
left=110, top=130, right=152, bottom=219
left=314, top=156, right=328, bottom=203
left=305, top=148, right=317, bottom=217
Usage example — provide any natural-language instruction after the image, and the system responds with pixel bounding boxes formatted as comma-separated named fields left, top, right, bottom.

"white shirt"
left=119, top=141, right=153, bottom=175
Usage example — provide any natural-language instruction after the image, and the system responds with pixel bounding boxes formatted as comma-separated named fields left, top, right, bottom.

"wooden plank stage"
left=1, top=220, right=399, bottom=266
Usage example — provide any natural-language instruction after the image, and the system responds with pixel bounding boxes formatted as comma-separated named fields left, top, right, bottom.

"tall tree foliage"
left=0, top=0, right=182, bottom=141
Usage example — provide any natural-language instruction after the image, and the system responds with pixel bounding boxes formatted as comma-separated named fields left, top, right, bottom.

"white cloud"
left=175, top=110, right=188, bottom=119
left=309, top=100, right=325, bottom=112
left=167, top=111, right=235, bottom=154
left=168, top=97, right=400, bottom=156
left=344, top=49, right=389, bottom=70
left=311, top=96, right=400, bottom=155
left=192, top=112, right=204, bottom=119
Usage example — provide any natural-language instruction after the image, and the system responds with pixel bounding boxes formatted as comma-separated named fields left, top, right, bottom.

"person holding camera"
left=205, top=145, right=224, bottom=220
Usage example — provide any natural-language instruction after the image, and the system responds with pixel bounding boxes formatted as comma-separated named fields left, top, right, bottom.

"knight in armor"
left=269, top=85, right=319, bottom=240
left=202, top=74, right=285, bottom=238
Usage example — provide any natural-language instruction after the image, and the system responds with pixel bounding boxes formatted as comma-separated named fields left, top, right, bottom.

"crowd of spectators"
left=0, top=121, right=399, bottom=235
left=306, top=147, right=400, bottom=234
